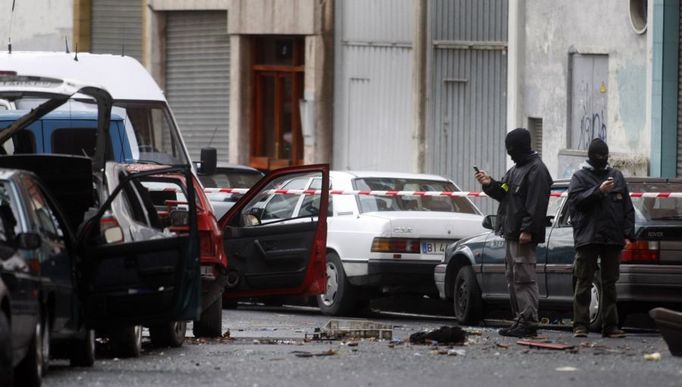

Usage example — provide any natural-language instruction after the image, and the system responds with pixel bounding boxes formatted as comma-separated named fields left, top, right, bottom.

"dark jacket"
left=483, top=153, right=553, bottom=243
left=567, top=163, right=635, bottom=249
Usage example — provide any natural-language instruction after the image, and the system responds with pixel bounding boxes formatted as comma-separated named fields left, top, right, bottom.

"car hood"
left=361, top=211, right=485, bottom=239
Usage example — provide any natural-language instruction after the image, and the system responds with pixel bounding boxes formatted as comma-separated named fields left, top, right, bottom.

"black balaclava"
left=587, top=138, right=609, bottom=170
left=505, top=128, right=532, bottom=164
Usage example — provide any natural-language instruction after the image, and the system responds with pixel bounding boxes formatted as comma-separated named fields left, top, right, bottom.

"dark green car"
left=435, top=178, right=682, bottom=329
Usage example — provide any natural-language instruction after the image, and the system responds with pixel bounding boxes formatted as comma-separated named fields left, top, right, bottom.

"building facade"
left=73, top=0, right=333, bottom=169
left=509, top=0, right=680, bottom=179
left=10, top=1, right=682, bottom=191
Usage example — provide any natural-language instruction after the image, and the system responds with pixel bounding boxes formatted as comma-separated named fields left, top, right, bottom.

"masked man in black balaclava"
left=474, top=128, right=553, bottom=338
left=567, top=138, right=635, bottom=338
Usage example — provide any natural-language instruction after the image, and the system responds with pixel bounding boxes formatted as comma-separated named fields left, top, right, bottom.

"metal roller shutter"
left=91, top=0, right=143, bottom=61
left=165, top=11, right=230, bottom=163
left=677, top=7, right=682, bottom=176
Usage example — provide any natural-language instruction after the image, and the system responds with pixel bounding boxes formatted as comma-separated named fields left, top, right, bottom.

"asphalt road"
left=42, top=302, right=681, bottom=387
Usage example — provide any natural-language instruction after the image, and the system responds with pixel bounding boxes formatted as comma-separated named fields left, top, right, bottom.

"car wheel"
left=69, top=329, right=95, bottom=367
left=452, top=266, right=484, bottom=325
left=316, top=252, right=360, bottom=316
left=589, top=275, right=603, bottom=332
left=110, top=325, right=142, bottom=358
left=15, top=311, right=44, bottom=387
left=150, top=321, right=186, bottom=348
left=193, top=297, right=222, bottom=338
left=0, top=312, right=13, bottom=386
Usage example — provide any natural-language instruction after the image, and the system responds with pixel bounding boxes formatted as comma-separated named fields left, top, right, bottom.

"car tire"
left=452, top=266, right=484, bottom=325
left=317, top=252, right=360, bottom=316
left=15, top=311, right=44, bottom=387
left=69, top=329, right=95, bottom=367
left=150, top=321, right=186, bottom=348
left=193, top=297, right=222, bottom=338
left=110, top=325, right=142, bottom=358
left=0, top=312, right=14, bottom=387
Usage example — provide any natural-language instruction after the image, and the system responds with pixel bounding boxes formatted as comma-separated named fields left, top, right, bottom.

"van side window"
left=52, top=128, right=96, bottom=157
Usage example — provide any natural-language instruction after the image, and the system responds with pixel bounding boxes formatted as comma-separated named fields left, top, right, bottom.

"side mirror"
left=482, top=215, right=496, bottom=230
left=200, top=147, right=217, bottom=175
left=16, top=232, right=42, bottom=250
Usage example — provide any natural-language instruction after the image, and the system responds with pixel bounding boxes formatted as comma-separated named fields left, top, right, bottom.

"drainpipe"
left=413, top=0, right=427, bottom=173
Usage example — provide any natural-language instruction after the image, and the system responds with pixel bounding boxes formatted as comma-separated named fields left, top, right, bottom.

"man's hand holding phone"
left=600, top=176, right=615, bottom=193
left=474, top=165, right=491, bottom=186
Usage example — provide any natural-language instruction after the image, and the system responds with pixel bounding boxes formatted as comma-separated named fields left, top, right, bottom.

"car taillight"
left=100, top=215, right=124, bottom=244
left=371, top=237, right=420, bottom=254
left=621, top=240, right=659, bottom=264
left=199, top=231, right=215, bottom=257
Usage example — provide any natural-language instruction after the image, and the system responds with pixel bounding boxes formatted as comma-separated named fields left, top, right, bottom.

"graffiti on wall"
left=576, top=81, right=607, bottom=150
left=570, top=54, right=608, bottom=150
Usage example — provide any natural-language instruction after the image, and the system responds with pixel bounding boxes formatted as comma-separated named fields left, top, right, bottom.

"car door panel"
left=80, top=235, right=196, bottom=324
left=219, top=164, right=329, bottom=298
left=224, top=221, right=317, bottom=289
left=79, top=166, right=200, bottom=327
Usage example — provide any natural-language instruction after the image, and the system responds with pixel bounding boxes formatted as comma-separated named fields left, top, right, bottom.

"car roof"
left=0, top=52, right=164, bottom=101
left=331, top=170, right=452, bottom=182
left=0, top=110, right=124, bottom=121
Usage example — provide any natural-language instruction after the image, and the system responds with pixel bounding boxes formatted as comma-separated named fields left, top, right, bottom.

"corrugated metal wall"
left=677, top=6, right=682, bottom=176
left=427, top=0, right=508, bottom=215
left=333, top=0, right=414, bottom=171
left=165, top=11, right=230, bottom=163
left=91, top=0, right=143, bottom=62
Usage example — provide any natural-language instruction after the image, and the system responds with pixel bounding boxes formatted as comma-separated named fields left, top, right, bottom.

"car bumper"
left=346, top=259, right=439, bottom=294
left=434, top=264, right=447, bottom=299
left=617, top=265, right=682, bottom=308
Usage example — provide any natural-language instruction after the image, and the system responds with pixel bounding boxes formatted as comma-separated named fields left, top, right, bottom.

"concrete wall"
left=0, top=0, right=73, bottom=51
left=513, top=0, right=648, bottom=178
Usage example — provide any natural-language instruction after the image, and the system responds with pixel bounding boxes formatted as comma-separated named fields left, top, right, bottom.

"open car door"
left=77, top=165, right=200, bottom=327
left=0, top=73, right=200, bottom=327
left=218, top=164, right=329, bottom=298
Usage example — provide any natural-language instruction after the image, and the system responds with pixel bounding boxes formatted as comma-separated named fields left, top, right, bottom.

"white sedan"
left=251, top=170, right=487, bottom=316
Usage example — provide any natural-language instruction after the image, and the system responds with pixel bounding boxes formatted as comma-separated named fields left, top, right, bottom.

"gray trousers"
left=505, top=240, right=539, bottom=327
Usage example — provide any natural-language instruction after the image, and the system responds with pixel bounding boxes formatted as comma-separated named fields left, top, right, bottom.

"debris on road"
left=313, top=319, right=393, bottom=340
left=291, top=349, right=338, bottom=358
left=495, top=342, right=511, bottom=349
left=555, top=366, right=578, bottom=372
left=447, top=349, right=466, bottom=356
left=516, top=340, right=575, bottom=351
left=643, top=352, right=661, bottom=361
left=409, top=326, right=466, bottom=345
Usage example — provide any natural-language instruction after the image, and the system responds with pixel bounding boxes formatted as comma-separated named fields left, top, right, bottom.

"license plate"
left=421, top=240, right=450, bottom=255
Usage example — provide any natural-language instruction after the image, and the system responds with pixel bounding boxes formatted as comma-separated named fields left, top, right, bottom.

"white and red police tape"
left=202, top=187, right=682, bottom=198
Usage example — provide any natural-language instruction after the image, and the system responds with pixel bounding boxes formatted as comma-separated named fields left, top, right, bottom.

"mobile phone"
left=473, top=165, right=480, bottom=173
